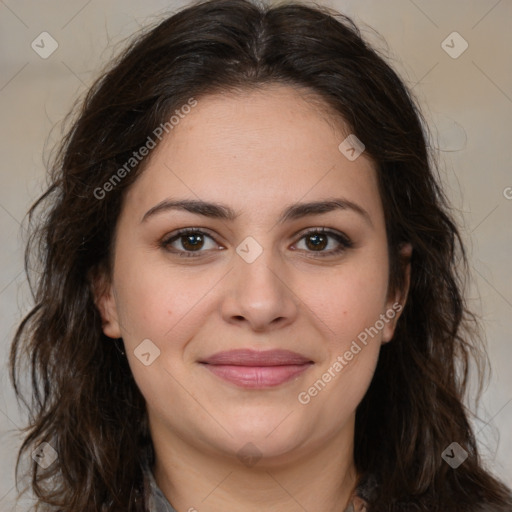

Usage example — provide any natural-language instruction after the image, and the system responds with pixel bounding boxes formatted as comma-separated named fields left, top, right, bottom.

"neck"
left=151, top=416, right=360, bottom=512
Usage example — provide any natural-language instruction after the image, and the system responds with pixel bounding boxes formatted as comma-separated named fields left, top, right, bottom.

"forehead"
left=121, top=84, right=383, bottom=226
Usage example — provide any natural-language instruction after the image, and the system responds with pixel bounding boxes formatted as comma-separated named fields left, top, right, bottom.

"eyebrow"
left=141, top=197, right=373, bottom=227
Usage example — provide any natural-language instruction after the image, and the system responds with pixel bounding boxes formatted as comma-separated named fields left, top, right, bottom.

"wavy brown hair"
left=10, top=0, right=512, bottom=510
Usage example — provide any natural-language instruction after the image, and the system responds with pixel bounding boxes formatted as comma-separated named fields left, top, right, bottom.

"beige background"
left=1, top=0, right=511, bottom=509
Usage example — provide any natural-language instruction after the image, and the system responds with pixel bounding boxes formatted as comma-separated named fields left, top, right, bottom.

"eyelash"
left=160, top=227, right=353, bottom=258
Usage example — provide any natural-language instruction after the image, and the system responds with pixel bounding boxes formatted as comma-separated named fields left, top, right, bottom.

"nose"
left=220, top=244, right=299, bottom=333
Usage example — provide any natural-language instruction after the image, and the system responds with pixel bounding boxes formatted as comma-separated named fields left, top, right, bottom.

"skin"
left=96, top=84, right=411, bottom=512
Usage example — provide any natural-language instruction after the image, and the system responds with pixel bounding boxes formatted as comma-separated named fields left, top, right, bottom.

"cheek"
left=305, top=258, right=389, bottom=413
left=114, top=274, right=168, bottom=346
left=302, top=259, right=390, bottom=341
left=112, top=253, right=207, bottom=345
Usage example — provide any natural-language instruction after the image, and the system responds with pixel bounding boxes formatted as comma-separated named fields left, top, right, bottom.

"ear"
left=382, top=242, right=412, bottom=343
left=89, top=266, right=122, bottom=339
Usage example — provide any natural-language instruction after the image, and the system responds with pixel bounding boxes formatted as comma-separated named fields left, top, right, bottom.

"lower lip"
left=201, top=363, right=313, bottom=389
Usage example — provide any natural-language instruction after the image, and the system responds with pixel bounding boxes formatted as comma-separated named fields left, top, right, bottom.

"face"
left=96, top=84, right=410, bottom=465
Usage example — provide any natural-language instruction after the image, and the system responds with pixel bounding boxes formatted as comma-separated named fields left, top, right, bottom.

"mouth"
left=198, top=349, right=314, bottom=389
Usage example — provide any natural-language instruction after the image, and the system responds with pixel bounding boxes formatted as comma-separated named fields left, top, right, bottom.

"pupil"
left=307, top=233, right=327, bottom=251
left=184, top=234, right=203, bottom=250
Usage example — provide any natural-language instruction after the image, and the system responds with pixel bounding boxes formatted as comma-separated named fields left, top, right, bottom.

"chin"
left=214, top=420, right=309, bottom=464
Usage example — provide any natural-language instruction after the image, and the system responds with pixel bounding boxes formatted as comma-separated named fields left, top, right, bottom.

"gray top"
left=142, top=461, right=178, bottom=512
left=142, top=460, right=372, bottom=511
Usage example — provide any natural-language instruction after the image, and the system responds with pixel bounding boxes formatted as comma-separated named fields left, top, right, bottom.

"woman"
left=10, top=0, right=512, bottom=510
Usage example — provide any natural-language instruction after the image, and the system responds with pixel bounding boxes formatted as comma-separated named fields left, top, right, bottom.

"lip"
left=199, top=349, right=314, bottom=389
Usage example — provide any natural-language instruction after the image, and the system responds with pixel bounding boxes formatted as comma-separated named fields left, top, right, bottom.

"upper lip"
left=199, top=349, right=313, bottom=366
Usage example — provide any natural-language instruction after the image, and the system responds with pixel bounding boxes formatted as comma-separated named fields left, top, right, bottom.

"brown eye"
left=295, top=228, right=353, bottom=257
left=161, top=229, right=218, bottom=257
left=180, top=232, right=205, bottom=251
left=305, top=232, right=328, bottom=251
left=160, top=227, right=353, bottom=259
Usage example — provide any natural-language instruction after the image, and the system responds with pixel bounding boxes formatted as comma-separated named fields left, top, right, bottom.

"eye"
left=160, top=227, right=353, bottom=258
left=293, top=228, right=353, bottom=257
left=160, top=228, right=219, bottom=257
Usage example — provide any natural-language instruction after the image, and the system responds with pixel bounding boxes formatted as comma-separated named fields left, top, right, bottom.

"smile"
left=201, top=363, right=313, bottom=388
left=199, top=349, right=314, bottom=389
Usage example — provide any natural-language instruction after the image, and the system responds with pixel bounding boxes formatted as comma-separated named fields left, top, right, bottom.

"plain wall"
left=1, top=0, right=511, bottom=509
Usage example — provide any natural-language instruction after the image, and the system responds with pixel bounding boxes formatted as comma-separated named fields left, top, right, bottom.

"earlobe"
left=89, top=269, right=122, bottom=339
left=382, top=242, right=413, bottom=343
